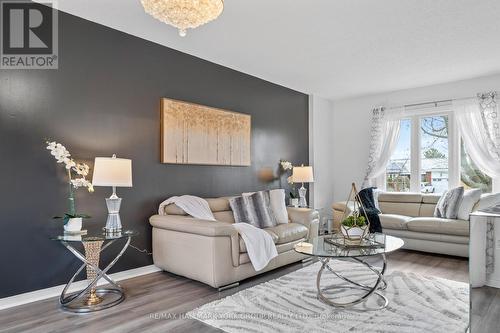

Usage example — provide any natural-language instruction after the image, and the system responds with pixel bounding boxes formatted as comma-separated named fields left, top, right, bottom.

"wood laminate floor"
left=0, top=250, right=491, bottom=333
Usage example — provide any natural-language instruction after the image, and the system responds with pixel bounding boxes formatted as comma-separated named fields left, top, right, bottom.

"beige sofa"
left=333, top=192, right=470, bottom=257
left=150, top=197, right=319, bottom=289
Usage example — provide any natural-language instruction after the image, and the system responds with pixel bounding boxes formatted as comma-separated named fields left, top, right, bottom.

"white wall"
left=331, top=73, right=500, bottom=202
left=309, top=95, right=335, bottom=215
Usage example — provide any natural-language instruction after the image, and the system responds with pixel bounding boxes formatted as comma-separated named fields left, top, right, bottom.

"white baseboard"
left=0, top=265, right=161, bottom=311
left=486, top=277, right=500, bottom=289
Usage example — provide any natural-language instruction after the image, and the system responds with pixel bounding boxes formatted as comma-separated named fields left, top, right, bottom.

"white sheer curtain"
left=455, top=92, right=499, bottom=275
left=362, top=107, right=403, bottom=188
left=454, top=92, right=500, bottom=185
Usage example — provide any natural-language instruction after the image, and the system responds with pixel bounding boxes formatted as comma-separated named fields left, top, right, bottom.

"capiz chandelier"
left=140, top=0, right=224, bottom=37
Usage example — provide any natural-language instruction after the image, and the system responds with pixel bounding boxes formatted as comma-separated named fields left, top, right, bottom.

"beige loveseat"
left=150, top=197, right=319, bottom=289
left=333, top=192, right=470, bottom=257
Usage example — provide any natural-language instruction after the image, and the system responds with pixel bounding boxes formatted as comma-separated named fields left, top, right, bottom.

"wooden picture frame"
left=160, top=98, right=251, bottom=166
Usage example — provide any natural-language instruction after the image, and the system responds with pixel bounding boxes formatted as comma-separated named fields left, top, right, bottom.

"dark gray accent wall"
left=0, top=10, right=309, bottom=297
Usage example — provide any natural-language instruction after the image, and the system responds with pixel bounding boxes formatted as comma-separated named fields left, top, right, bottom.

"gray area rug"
left=187, top=260, right=469, bottom=333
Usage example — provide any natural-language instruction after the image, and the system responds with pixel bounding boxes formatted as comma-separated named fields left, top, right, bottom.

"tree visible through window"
left=461, top=142, right=492, bottom=192
left=420, top=115, right=449, bottom=194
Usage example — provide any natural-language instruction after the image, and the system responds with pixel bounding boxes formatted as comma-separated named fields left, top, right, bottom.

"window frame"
left=380, top=105, right=463, bottom=193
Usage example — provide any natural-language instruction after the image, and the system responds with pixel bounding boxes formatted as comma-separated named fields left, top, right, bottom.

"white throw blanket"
left=232, top=223, right=278, bottom=271
left=158, top=195, right=216, bottom=221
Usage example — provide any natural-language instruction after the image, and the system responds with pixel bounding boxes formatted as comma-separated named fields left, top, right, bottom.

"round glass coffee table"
left=294, top=234, right=404, bottom=310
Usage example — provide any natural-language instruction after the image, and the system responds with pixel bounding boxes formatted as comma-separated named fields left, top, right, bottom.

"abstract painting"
left=160, top=98, right=251, bottom=166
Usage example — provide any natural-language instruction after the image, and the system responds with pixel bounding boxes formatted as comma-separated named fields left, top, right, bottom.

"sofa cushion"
left=265, top=223, right=308, bottom=245
left=378, top=192, right=423, bottom=203
left=383, top=229, right=469, bottom=244
left=422, top=194, right=441, bottom=204
left=164, top=197, right=232, bottom=215
left=419, top=203, right=437, bottom=217
left=239, top=229, right=278, bottom=253
left=206, top=197, right=232, bottom=212
left=379, top=202, right=421, bottom=217
left=164, top=203, right=188, bottom=215
left=213, top=211, right=235, bottom=224
left=239, top=239, right=306, bottom=263
left=406, top=217, right=469, bottom=236
left=379, top=214, right=411, bottom=230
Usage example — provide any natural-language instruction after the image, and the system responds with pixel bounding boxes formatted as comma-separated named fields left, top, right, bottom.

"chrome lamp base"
left=298, top=184, right=308, bottom=207
left=105, top=195, right=122, bottom=233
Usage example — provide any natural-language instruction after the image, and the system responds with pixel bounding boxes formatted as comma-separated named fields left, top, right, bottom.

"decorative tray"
left=324, top=233, right=386, bottom=249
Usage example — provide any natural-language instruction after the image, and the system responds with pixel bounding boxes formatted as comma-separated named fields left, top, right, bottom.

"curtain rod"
left=385, top=91, right=498, bottom=111
left=386, top=96, right=471, bottom=111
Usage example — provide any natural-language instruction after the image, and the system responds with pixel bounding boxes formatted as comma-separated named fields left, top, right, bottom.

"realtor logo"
left=1, top=1, right=58, bottom=69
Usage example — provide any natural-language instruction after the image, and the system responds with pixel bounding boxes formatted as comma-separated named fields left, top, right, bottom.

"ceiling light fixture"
left=140, top=0, right=224, bottom=37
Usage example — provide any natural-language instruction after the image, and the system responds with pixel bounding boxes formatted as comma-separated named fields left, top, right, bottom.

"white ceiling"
left=50, top=0, right=500, bottom=100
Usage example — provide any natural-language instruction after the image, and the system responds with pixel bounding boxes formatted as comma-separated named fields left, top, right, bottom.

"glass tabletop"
left=50, top=230, right=138, bottom=243
left=294, top=234, right=404, bottom=258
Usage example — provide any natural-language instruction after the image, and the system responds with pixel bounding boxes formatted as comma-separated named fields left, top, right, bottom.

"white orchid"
left=71, top=178, right=94, bottom=192
left=73, top=163, right=90, bottom=176
left=47, top=141, right=71, bottom=164
left=46, top=142, right=91, bottom=182
left=280, top=160, right=293, bottom=171
left=287, top=176, right=294, bottom=184
left=46, top=140, right=94, bottom=221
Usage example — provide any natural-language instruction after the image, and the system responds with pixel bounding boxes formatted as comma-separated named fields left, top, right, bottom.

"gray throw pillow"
left=229, top=196, right=257, bottom=227
left=434, top=186, right=465, bottom=219
left=229, top=191, right=277, bottom=228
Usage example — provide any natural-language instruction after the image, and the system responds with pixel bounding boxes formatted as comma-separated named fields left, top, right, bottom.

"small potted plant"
left=46, top=141, right=94, bottom=233
left=340, top=212, right=369, bottom=243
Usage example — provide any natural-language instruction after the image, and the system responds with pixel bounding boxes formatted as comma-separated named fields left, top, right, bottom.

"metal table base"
left=59, top=236, right=131, bottom=313
left=316, top=254, right=388, bottom=310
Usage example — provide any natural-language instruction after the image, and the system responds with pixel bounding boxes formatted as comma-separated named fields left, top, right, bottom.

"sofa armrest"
left=332, top=201, right=354, bottom=215
left=150, top=215, right=237, bottom=237
left=149, top=215, right=240, bottom=267
left=286, top=207, right=319, bottom=241
left=332, top=201, right=354, bottom=233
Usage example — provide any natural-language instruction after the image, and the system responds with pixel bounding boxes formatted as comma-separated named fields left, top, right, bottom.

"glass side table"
left=50, top=230, right=138, bottom=313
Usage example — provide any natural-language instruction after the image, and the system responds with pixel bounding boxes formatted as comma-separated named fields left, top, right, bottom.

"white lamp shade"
left=92, top=156, right=133, bottom=187
left=292, top=166, right=314, bottom=183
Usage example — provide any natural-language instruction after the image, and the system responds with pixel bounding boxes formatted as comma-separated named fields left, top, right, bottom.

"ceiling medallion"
left=141, top=0, right=224, bottom=37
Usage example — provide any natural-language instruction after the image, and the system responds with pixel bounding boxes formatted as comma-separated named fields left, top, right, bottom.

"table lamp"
left=92, top=155, right=133, bottom=233
left=292, top=165, right=314, bottom=207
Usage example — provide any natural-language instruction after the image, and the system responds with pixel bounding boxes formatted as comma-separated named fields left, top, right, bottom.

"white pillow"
left=457, top=189, right=482, bottom=220
left=269, top=189, right=289, bottom=224
left=478, top=193, right=500, bottom=210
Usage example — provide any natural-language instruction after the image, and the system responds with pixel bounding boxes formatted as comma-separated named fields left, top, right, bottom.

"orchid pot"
left=64, top=217, right=83, bottom=233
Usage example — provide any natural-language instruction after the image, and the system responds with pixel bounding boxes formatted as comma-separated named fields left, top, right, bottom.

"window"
left=420, top=115, right=449, bottom=194
left=386, top=119, right=411, bottom=192
left=383, top=106, right=496, bottom=193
